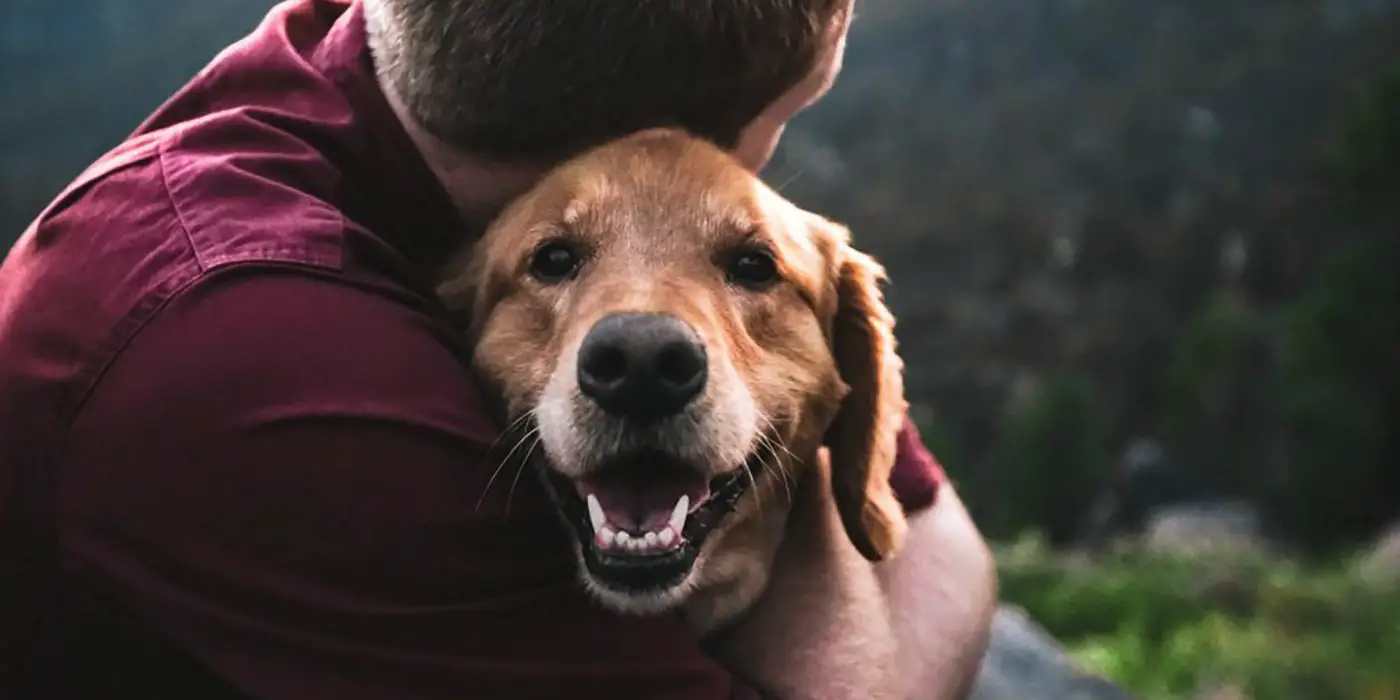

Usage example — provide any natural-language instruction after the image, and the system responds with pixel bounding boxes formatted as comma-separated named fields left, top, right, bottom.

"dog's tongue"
left=578, top=470, right=710, bottom=533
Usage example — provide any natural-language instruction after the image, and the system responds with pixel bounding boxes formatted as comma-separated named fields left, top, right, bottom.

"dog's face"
left=439, top=129, right=907, bottom=615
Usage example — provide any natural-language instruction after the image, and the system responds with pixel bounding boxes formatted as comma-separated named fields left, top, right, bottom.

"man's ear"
left=820, top=222, right=910, bottom=563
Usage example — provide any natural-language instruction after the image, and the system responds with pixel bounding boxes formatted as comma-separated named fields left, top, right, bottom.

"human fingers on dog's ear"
left=820, top=225, right=909, bottom=563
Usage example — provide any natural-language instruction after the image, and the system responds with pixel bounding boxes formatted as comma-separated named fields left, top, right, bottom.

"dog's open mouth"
left=542, top=450, right=763, bottom=595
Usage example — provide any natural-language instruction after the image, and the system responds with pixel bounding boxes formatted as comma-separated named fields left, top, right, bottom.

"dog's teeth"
left=658, top=528, right=676, bottom=547
left=644, top=531, right=659, bottom=547
left=669, top=495, right=689, bottom=535
left=586, top=493, right=606, bottom=533
left=615, top=531, right=631, bottom=546
left=598, top=526, right=616, bottom=548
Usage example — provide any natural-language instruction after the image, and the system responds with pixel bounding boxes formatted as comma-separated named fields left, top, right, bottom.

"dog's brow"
left=698, top=184, right=761, bottom=227
left=728, top=221, right=766, bottom=245
left=560, top=174, right=619, bottom=226
left=561, top=199, right=588, bottom=227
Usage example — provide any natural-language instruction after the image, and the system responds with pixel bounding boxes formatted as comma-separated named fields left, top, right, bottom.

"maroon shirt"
left=0, top=1, right=943, bottom=698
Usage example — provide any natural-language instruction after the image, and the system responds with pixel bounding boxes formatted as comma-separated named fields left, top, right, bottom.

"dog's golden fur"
left=437, top=128, right=913, bottom=697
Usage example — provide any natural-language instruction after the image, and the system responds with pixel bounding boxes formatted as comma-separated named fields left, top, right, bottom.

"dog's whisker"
left=493, top=421, right=537, bottom=464
left=753, top=413, right=798, bottom=504
left=743, top=457, right=766, bottom=519
left=752, top=448, right=777, bottom=507
left=746, top=415, right=792, bottom=515
left=489, top=409, right=539, bottom=459
left=475, top=451, right=521, bottom=513
left=758, top=413, right=799, bottom=463
left=767, top=442, right=800, bottom=504
left=758, top=435, right=795, bottom=504
left=770, top=449, right=795, bottom=502
left=499, top=424, right=540, bottom=467
left=476, top=413, right=539, bottom=512
left=505, top=433, right=544, bottom=516
left=773, top=168, right=805, bottom=193
left=484, top=409, right=538, bottom=455
left=751, top=421, right=778, bottom=502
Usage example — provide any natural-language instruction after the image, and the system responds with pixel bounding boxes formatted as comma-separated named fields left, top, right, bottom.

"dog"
left=437, top=128, right=912, bottom=697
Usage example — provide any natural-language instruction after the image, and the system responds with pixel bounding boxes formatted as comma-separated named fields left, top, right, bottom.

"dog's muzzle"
left=538, top=311, right=765, bottom=598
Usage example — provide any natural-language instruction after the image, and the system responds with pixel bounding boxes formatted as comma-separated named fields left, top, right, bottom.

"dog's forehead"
left=562, top=157, right=754, bottom=243
left=554, top=139, right=825, bottom=262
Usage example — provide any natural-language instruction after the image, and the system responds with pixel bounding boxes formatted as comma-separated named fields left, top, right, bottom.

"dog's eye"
left=725, top=249, right=780, bottom=290
left=529, top=241, right=581, bottom=283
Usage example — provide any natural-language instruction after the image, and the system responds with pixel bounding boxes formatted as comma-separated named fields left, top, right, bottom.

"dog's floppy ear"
left=436, top=201, right=534, bottom=335
left=818, top=219, right=910, bottom=563
left=435, top=243, right=491, bottom=333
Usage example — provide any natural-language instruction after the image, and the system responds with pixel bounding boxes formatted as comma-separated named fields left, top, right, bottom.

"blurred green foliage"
left=990, top=64, right=1400, bottom=553
left=1159, top=293, right=1258, bottom=441
left=1271, top=235, right=1400, bottom=551
left=1329, top=65, right=1400, bottom=205
left=914, top=413, right=970, bottom=486
left=1156, top=292, right=1266, bottom=497
left=978, top=372, right=1111, bottom=546
left=968, top=63, right=1400, bottom=700
left=998, top=537, right=1400, bottom=700
left=1151, top=256, right=1398, bottom=550
left=1257, top=63, right=1400, bottom=551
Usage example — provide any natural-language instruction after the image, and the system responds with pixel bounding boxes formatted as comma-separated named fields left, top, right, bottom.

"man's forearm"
left=877, top=484, right=999, bottom=700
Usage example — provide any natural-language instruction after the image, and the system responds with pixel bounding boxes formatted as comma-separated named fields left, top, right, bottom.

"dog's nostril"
left=583, top=345, right=628, bottom=385
left=656, top=342, right=704, bottom=387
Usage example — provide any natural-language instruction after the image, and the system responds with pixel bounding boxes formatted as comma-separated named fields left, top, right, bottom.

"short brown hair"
left=365, top=0, right=842, bottom=162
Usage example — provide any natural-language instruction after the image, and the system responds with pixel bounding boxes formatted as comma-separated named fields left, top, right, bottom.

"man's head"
left=363, top=0, right=851, bottom=171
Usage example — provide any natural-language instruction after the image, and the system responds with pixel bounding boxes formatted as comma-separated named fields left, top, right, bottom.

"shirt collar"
left=315, top=0, right=469, bottom=270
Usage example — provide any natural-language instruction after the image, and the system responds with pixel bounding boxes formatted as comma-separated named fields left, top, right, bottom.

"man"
left=0, top=0, right=997, bottom=697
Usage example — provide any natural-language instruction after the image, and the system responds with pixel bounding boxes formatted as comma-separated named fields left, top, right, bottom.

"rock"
left=1141, top=501, right=1266, bottom=556
left=1079, top=437, right=1206, bottom=546
left=1191, top=682, right=1249, bottom=700
left=1186, top=568, right=1255, bottom=618
left=968, top=605, right=1136, bottom=700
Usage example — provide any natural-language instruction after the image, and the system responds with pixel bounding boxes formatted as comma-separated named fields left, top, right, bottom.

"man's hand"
left=703, top=463, right=904, bottom=700
left=705, top=478, right=998, bottom=700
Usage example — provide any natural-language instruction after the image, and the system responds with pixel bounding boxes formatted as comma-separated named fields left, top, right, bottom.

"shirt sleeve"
left=890, top=417, right=944, bottom=515
left=57, top=269, right=761, bottom=700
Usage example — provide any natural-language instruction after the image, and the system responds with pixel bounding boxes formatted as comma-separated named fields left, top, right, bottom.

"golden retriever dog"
left=437, top=128, right=912, bottom=698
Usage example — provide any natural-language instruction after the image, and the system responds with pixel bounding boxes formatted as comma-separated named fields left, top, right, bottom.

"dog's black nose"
left=577, top=312, right=708, bottom=421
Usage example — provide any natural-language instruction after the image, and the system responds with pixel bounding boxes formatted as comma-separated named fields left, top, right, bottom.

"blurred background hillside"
left=3, top=1, right=1399, bottom=698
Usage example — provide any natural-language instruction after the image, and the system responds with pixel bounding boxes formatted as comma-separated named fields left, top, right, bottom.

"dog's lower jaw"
left=569, top=509, right=787, bottom=627
left=575, top=555, right=702, bottom=616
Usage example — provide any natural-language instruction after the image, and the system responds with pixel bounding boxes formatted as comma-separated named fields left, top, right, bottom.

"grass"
left=994, top=536, right=1400, bottom=700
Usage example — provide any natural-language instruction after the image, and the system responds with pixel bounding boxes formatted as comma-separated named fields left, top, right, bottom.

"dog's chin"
left=538, top=449, right=766, bottom=615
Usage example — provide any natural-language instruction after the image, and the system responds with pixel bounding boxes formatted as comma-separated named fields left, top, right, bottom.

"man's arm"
left=884, top=423, right=1000, bottom=700
left=55, top=270, right=759, bottom=700
left=879, top=483, right=999, bottom=700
